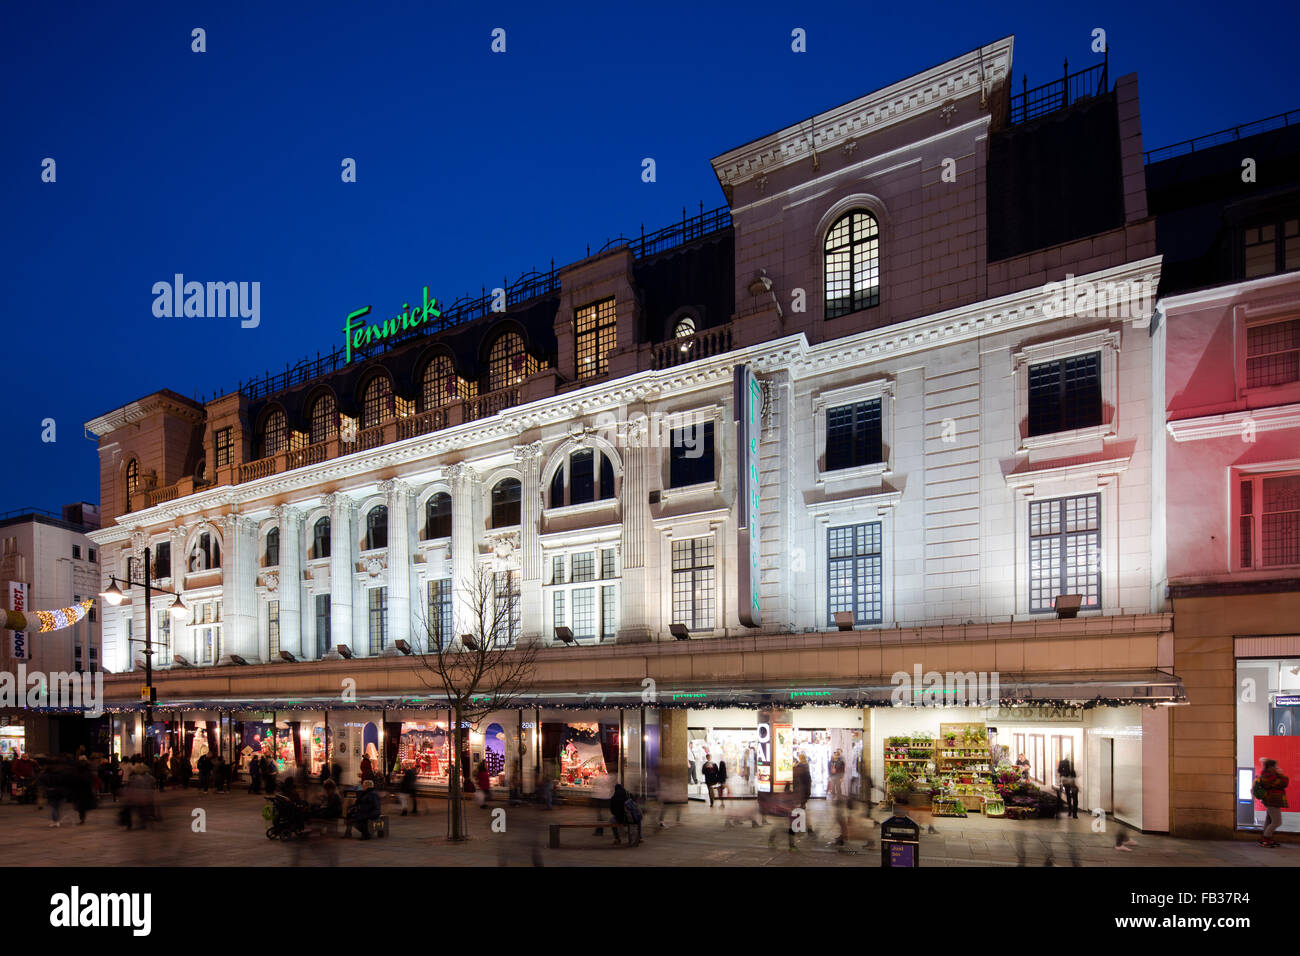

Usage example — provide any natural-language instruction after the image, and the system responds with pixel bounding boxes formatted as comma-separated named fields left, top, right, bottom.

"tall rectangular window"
left=215, top=427, right=233, bottom=467
left=669, top=421, right=715, bottom=488
left=315, top=594, right=331, bottom=658
left=671, top=537, right=715, bottom=631
left=1027, top=353, right=1102, bottom=437
left=153, top=542, right=171, bottom=579
left=267, top=600, right=280, bottom=658
left=427, top=578, right=453, bottom=649
left=492, top=571, right=520, bottom=647
left=72, top=545, right=81, bottom=560
left=601, top=585, right=617, bottom=640
left=575, top=297, right=617, bottom=379
left=571, top=551, right=596, bottom=583
left=1029, top=494, right=1101, bottom=612
left=825, top=400, right=882, bottom=471
left=826, top=522, right=883, bottom=626
left=572, top=588, right=596, bottom=641
left=368, top=587, right=388, bottom=655
left=1245, top=318, right=1300, bottom=389
left=1240, top=472, right=1300, bottom=568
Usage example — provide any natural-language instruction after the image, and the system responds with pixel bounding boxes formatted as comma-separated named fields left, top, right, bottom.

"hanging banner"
left=734, top=364, right=762, bottom=627
left=8, top=582, right=28, bottom=661
left=757, top=707, right=793, bottom=793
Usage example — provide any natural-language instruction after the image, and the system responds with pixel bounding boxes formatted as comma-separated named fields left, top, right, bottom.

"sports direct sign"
left=9, top=582, right=28, bottom=661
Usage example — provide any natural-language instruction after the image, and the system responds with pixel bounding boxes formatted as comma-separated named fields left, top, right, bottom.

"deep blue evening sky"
left=1, top=0, right=1296, bottom=516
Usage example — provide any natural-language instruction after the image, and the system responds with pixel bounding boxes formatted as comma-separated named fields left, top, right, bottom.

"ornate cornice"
left=710, top=37, right=1012, bottom=187
left=1166, top=404, right=1300, bottom=443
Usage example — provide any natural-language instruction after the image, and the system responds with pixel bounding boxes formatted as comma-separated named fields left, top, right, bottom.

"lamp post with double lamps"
left=100, top=545, right=188, bottom=762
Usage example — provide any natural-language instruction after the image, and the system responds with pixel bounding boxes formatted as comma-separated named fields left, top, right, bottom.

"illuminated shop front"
left=1235, top=657, right=1300, bottom=834
left=0, top=723, right=25, bottom=757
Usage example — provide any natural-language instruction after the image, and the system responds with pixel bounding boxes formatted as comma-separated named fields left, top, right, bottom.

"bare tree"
left=408, top=563, right=538, bottom=841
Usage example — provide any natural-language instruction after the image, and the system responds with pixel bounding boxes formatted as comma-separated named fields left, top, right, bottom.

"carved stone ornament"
left=512, top=441, right=544, bottom=463
left=260, top=571, right=279, bottom=593
left=445, top=462, right=478, bottom=485
left=359, top=556, right=386, bottom=577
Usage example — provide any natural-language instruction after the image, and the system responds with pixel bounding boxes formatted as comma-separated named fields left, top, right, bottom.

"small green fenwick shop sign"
left=344, top=286, right=443, bottom=364
left=735, top=364, right=762, bottom=627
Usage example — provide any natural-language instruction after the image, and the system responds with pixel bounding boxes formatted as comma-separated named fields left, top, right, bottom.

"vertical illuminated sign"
left=757, top=707, right=793, bottom=793
left=8, top=582, right=28, bottom=661
left=734, top=365, right=762, bottom=627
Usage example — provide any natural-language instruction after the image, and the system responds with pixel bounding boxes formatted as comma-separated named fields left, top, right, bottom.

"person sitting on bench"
left=345, top=779, right=382, bottom=839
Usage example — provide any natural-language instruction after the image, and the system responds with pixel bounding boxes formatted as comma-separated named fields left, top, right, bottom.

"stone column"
left=446, top=464, right=479, bottom=640
left=128, top=532, right=149, bottom=670
left=273, top=505, right=303, bottom=658
left=218, top=515, right=260, bottom=664
left=323, top=492, right=357, bottom=658
left=380, top=479, right=413, bottom=651
left=513, top=442, right=544, bottom=645
left=617, top=417, right=653, bottom=642
left=658, top=707, right=689, bottom=803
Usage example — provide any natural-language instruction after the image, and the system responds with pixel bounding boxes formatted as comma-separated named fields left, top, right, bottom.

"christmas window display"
left=240, top=721, right=274, bottom=769
left=310, top=725, right=328, bottom=777
left=398, top=721, right=451, bottom=781
left=484, top=722, right=507, bottom=784
left=559, top=722, right=608, bottom=788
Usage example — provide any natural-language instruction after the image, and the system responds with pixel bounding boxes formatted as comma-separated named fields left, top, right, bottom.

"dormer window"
left=824, top=210, right=880, bottom=319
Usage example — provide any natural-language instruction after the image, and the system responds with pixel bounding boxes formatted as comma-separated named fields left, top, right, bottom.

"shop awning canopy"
left=100, top=669, right=1186, bottom=713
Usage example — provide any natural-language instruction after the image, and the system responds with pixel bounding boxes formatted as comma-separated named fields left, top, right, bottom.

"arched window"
left=824, top=210, right=880, bottom=319
left=265, top=528, right=280, bottom=567
left=549, top=450, right=616, bottom=508
left=421, top=356, right=458, bottom=412
left=257, top=408, right=288, bottom=459
left=491, top=478, right=521, bottom=528
left=488, top=332, right=525, bottom=392
left=673, top=315, right=697, bottom=339
left=425, top=492, right=452, bottom=539
left=361, top=375, right=394, bottom=428
left=189, top=532, right=221, bottom=572
left=309, top=392, right=338, bottom=445
left=125, top=459, right=139, bottom=511
left=365, top=505, right=388, bottom=550
left=312, top=517, right=331, bottom=559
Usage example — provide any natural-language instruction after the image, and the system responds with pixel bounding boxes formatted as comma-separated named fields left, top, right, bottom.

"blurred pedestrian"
left=475, top=760, right=491, bottom=807
left=39, top=759, right=68, bottom=827
left=261, top=755, right=277, bottom=798
left=701, top=757, right=719, bottom=807
left=399, top=765, right=419, bottom=816
left=538, top=762, right=554, bottom=811
left=1255, top=758, right=1289, bottom=848
left=71, top=758, right=96, bottom=825
left=592, top=771, right=612, bottom=834
left=1057, top=757, right=1079, bottom=819
left=197, top=752, right=212, bottom=793
left=247, top=753, right=262, bottom=794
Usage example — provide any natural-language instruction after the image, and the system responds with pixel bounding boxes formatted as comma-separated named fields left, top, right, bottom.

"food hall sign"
left=988, top=706, right=1083, bottom=723
left=343, top=286, right=444, bottom=364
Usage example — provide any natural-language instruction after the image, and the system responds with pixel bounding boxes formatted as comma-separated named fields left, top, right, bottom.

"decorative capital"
left=378, top=478, right=412, bottom=498
left=445, top=462, right=479, bottom=486
left=270, top=504, right=302, bottom=525
left=512, top=441, right=544, bottom=464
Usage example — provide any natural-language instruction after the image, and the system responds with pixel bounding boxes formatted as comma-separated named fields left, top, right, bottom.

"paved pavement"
left=0, top=787, right=1293, bottom=867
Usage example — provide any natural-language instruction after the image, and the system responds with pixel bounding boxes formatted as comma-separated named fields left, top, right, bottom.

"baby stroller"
left=12, top=778, right=37, bottom=805
left=264, top=793, right=309, bottom=840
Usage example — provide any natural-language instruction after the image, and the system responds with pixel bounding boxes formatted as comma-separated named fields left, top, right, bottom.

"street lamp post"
left=100, top=544, right=187, bottom=763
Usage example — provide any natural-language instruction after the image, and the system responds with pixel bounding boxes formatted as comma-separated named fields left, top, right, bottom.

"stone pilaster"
left=218, top=515, right=260, bottom=664
left=446, top=464, right=479, bottom=640
left=617, top=418, right=653, bottom=643
left=272, top=505, right=303, bottom=658
left=513, top=442, right=544, bottom=645
left=323, top=492, right=357, bottom=658
left=128, top=531, right=148, bottom=670
left=380, top=479, right=413, bottom=652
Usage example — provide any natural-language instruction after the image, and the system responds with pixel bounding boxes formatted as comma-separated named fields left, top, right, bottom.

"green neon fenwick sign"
left=343, top=286, right=443, bottom=364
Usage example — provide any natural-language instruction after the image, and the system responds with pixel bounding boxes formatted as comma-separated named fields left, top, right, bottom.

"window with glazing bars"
left=669, top=421, right=715, bottom=488
left=491, top=479, right=521, bottom=527
left=671, top=537, right=715, bottom=631
left=313, top=517, right=331, bottom=559
left=601, top=585, right=617, bottom=640
left=489, top=333, right=525, bottom=392
left=258, top=409, right=287, bottom=459
left=368, top=587, right=388, bottom=654
left=826, top=400, right=882, bottom=471
left=571, top=551, right=595, bottom=582
left=215, top=428, right=233, bottom=467
left=425, top=492, right=451, bottom=539
left=265, top=528, right=279, bottom=566
left=315, top=594, right=330, bottom=657
left=268, top=600, right=280, bottom=658
left=826, top=522, right=883, bottom=626
left=362, top=376, right=394, bottom=428
left=366, top=506, right=388, bottom=550
left=824, top=210, right=880, bottom=318
left=1029, top=495, right=1101, bottom=612
left=1241, top=473, right=1300, bottom=568
left=153, top=542, right=171, bottom=579
left=125, top=459, right=139, bottom=510
left=309, top=394, right=337, bottom=444
left=601, top=548, right=616, bottom=578
left=1244, top=220, right=1300, bottom=279
left=492, top=571, right=520, bottom=647
left=571, top=587, right=596, bottom=640
left=575, top=297, right=617, bottom=378
left=1246, top=318, right=1300, bottom=389
left=427, top=579, right=453, bottom=649
left=1027, top=352, right=1102, bottom=437
left=421, top=355, right=457, bottom=411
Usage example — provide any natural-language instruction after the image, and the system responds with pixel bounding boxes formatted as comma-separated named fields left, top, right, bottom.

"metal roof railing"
left=1144, top=108, right=1300, bottom=165
left=1009, top=52, right=1109, bottom=126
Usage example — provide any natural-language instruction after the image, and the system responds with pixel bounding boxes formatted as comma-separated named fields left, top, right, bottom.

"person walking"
left=154, top=753, right=169, bottom=791
left=715, top=758, right=728, bottom=807
left=591, top=771, right=613, bottom=834
left=399, top=766, right=419, bottom=816
left=608, top=781, right=631, bottom=845
left=701, top=757, right=718, bottom=807
left=1057, top=757, right=1080, bottom=819
left=39, top=760, right=68, bottom=828
left=793, top=754, right=814, bottom=837
left=175, top=752, right=192, bottom=790
left=475, top=760, right=492, bottom=807
left=538, top=762, right=554, bottom=811
left=359, top=754, right=373, bottom=784
left=247, top=754, right=262, bottom=794
left=212, top=754, right=228, bottom=793
left=71, top=759, right=96, bottom=825
left=196, top=752, right=212, bottom=793
left=1255, top=758, right=1290, bottom=847
left=261, top=755, right=278, bottom=799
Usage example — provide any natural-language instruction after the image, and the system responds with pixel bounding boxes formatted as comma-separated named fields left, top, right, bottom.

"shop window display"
left=484, top=722, right=506, bottom=782
left=398, top=721, right=451, bottom=782
left=557, top=722, right=610, bottom=789
left=687, top=728, right=761, bottom=798
left=1236, top=658, right=1300, bottom=834
left=0, top=727, right=25, bottom=757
